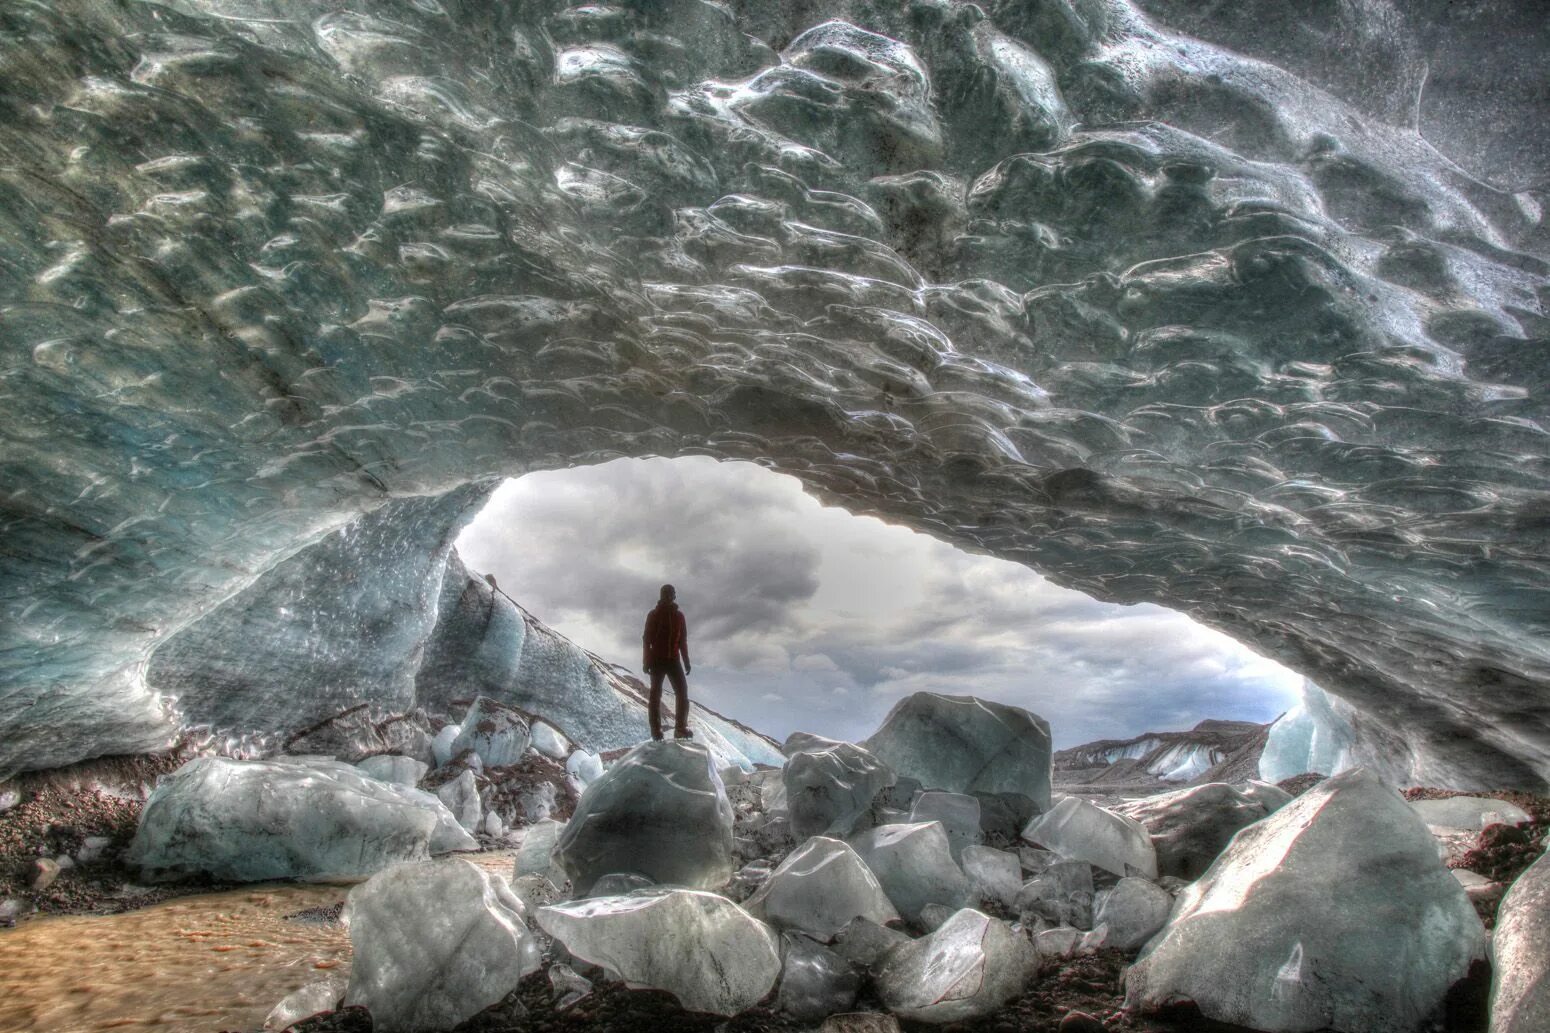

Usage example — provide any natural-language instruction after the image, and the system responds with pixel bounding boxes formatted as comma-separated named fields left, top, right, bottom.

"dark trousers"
left=647, top=658, right=689, bottom=737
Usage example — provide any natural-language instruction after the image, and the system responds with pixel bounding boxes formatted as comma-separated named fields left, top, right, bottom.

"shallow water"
left=0, top=852, right=516, bottom=1033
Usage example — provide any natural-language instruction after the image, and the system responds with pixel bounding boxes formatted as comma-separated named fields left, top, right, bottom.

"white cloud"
left=456, top=457, right=1302, bottom=748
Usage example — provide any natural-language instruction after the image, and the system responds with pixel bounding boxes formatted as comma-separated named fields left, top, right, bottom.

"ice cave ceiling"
left=1, top=0, right=1548, bottom=788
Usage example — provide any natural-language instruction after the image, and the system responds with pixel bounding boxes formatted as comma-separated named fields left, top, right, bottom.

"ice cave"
left=1, top=1, right=1548, bottom=1031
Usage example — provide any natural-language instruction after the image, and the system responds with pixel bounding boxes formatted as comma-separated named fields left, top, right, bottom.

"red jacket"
left=643, top=603, right=689, bottom=667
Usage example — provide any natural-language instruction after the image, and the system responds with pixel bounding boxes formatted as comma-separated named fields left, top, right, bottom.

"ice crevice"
left=0, top=0, right=1547, bottom=788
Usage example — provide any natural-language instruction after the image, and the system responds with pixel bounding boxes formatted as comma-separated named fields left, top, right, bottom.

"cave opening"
left=454, top=456, right=1304, bottom=758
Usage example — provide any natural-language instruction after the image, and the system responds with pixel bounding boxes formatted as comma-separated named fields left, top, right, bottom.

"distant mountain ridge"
left=1054, top=719, right=1272, bottom=787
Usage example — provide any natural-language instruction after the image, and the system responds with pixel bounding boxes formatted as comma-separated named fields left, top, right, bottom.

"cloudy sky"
left=456, top=457, right=1301, bottom=749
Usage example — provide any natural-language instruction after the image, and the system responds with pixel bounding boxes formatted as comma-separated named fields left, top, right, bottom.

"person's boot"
left=674, top=727, right=693, bottom=739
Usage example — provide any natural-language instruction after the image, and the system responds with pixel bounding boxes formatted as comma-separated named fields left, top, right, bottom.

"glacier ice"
left=784, top=739, right=896, bottom=840
left=537, top=889, right=781, bottom=1016
left=128, top=757, right=474, bottom=881
left=566, top=749, right=605, bottom=790
left=1258, top=681, right=1359, bottom=783
left=555, top=740, right=734, bottom=894
left=356, top=754, right=428, bottom=788
left=1115, top=781, right=1291, bottom=880
left=431, top=726, right=462, bottom=769
left=1491, top=851, right=1550, bottom=1033
left=848, top=821, right=974, bottom=926
left=514, top=818, right=568, bottom=885
left=1023, top=797, right=1158, bottom=879
left=1091, top=876, right=1173, bottom=950
left=745, top=836, right=899, bottom=940
left=530, top=721, right=572, bottom=761
left=343, top=859, right=541, bottom=1033
left=1409, top=795, right=1533, bottom=831
left=864, top=694, right=1052, bottom=810
left=435, top=769, right=482, bottom=833
left=959, top=845, right=1023, bottom=910
left=777, top=934, right=862, bottom=1021
left=909, top=791, right=983, bottom=860
left=0, top=0, right=1548, bottom=797
left=263, top=978, right=342, bottom=1031
left=832, top=916, right=913, bottom=972
left=875, top=908, right=1037, bottom=1022
left=1125, top=768, right=1486, bottom=1032
left=450, top=697, right=531, bottom=768
left=1015, top=860, right=1096, bottom=931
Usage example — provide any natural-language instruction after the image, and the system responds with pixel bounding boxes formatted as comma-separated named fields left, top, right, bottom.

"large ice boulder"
left=1023, top=796, right=1157, bottom=879
left=746, top=836, right=899, bottom=940
left=778, top=934, right=862, bottom=1021
left=555, top=740, right=733, bottom=894
left=436, top=769, right=482, bottom=832
left=959, top=845, right=1023, bottom=910
left=1125, top=768, right=1486, bottom=1032
left=128, top=757, right=475, bottom=881
left=862, top=693, right=1052, bottom=811
left=876, top=908, right=1036, bottom=1022
left=1491, top=850, right=1550, bottom=1033
left=849, top=821, right=974, bottom=925
left=909, top=792, right=982, bottom=860
left=343, top=859, right=541, bottom=1032
left=785, top=740, right=895, bottom=840
left=1092, top=876, right=1173, bottom=950
left=1115, top=781, right=1289, bottom=880
left=537, top=889, right=781, bottom=1015
left=451, top=697, right=531, bottom=768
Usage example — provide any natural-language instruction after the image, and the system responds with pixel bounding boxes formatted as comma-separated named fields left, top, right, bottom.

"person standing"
left=642, top=584, right=692, bottom=740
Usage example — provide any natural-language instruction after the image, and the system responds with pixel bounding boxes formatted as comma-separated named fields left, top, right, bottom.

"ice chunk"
left=432, top=725, right=461, bottom=768
left=909, top=792, right=982, bottom=860
left=555, top=740, right=733, bottom=894
left=356, top=755, right=428, bottom=787
left=848, top=821, right=974, bottom=925
left=785, top=731, right=847, bottom=756
left=344, top=859, right=541, bottom=1033
left=960, top=845, right=1022, bottom=910
left=1491, top=850, right=1550, bottom=1033
left=876, top=908, right=1036, bottom=1022
left=264, top=978, right=342, bottom=1030
left=1114, top=781, right=1287, bottom=880
left=530, top=720, right=571, bottom=760
left=785, top=741, right=895, bottom=840
left=549, top=963, right=593, bottom=1010
left=1257, top=680, right=1356, bottom=782
left=1409, top=795, right=1532, bottom=831
left=128, top=757, right=474, bottom=881
left=1023, top=797, right=1157, bottom=879
left=436, top=769, right=482, bottom=832
left=831, top=916, right=912, bottom=971
left=1015, top=860, right=1095, bottom=930
left=778, top=933, right=861, bottom=1021
left=451, top=697, right=531, bottom=768
left=1034, top=926, right=1080, bottom=958
left=746, top=836, right=898, bottom=940
left=1091, top=877, right=1172, bottom=950
left=1125, top=768, right=1486, bottom=1032
left=862, top=693, right=1051, bottom=811
left=537, top=889, right=781, bottom=1015
left=566, top=749, right=604, bottom=789
left=514, top=818, right=567, bottom=885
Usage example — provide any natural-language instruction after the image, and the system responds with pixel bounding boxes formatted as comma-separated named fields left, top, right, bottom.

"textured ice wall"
left=1258, top=679, right=1358, bottom=784
left=1, top=0, right=1547, bottom=784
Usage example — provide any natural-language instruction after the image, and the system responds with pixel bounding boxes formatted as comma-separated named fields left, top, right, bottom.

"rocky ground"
left=0, top=748, right=213, bottom=924
left=4, top=733, right=1545, bottom=1033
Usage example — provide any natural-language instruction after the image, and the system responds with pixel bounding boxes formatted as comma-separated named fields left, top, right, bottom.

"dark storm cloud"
left=458, top=456, right=821, bottom=660
left=458, top=457, right=1301, bottom=748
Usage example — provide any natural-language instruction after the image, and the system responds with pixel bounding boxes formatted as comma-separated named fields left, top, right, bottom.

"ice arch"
left=1, top=0, right=1547, bottom=787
